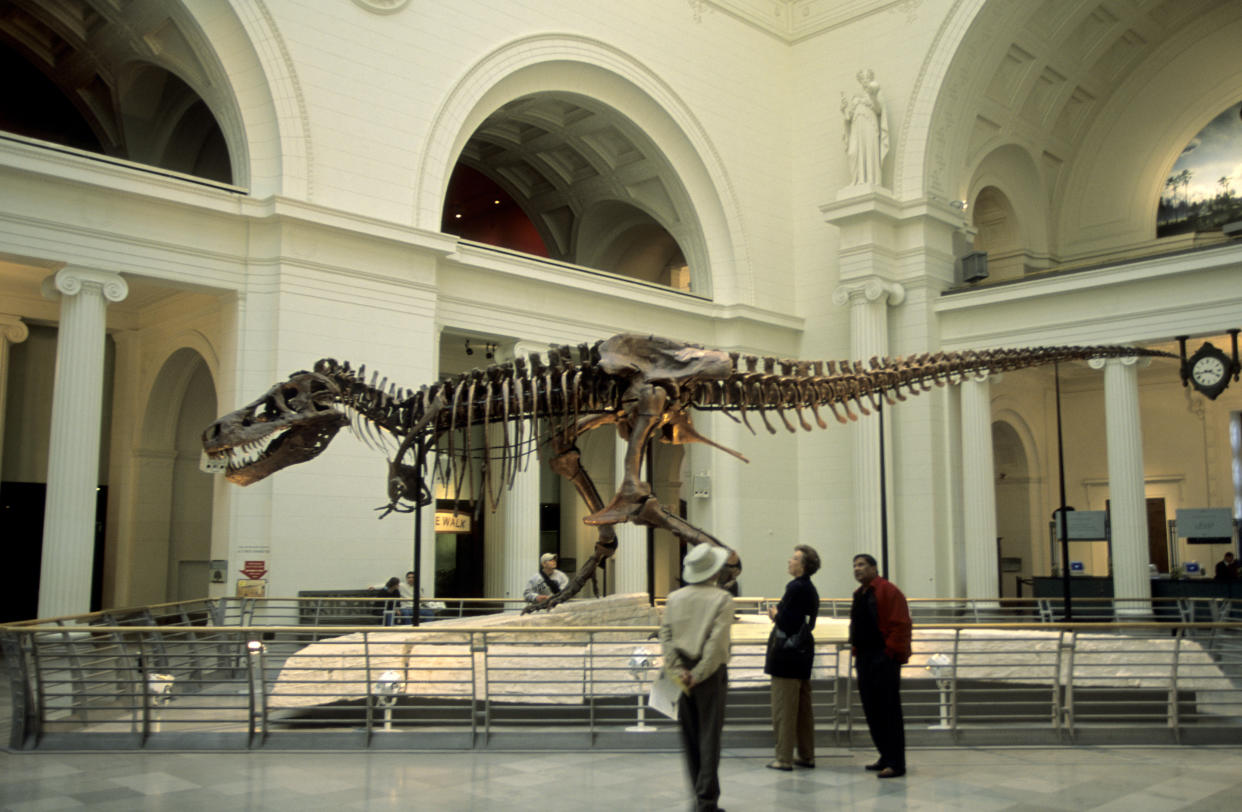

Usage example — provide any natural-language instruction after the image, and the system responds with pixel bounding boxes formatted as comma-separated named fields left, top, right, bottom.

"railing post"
left=1059, top=630, right=1076, bottom=741
left=363, top=630, right=375, bottom=741
left=1169, top=633, right=1182, bottom=742
left=475, top=631, right=488, bottom=745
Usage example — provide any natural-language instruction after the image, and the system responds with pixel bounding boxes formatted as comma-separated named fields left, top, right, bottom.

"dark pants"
left=678, top=666, right=727, bottom=812
left=856, top=650, right=904, bottom=771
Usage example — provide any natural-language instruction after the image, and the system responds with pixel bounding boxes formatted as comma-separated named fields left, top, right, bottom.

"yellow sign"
left=435, top=511, right=471, bottom=533
left=236, top=579, right=267, bottom=598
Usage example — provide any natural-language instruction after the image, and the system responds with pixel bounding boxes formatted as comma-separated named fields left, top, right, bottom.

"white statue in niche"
left=841, top=68, right=889, bottom=187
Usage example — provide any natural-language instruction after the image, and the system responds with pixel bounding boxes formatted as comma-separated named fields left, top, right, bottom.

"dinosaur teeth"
left=223, top=429, right=289, bottom=469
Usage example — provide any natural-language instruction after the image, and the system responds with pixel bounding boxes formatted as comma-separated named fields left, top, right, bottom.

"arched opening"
left=0, top=2, right=235, bottom=185
left=168, top=359, right=216, bottom=600
left=993, top=420, right=1033, bottom=597
left=972, top=186, right=1023, bottom=283
left=441, top=89, right=701, bottom=293
left=128, top=348, right=216, bottom=604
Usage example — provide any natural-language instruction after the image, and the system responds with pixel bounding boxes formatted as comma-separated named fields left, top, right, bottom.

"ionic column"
left=38, top=268, right=128, bottom=618
left=832, top=278, right=904, bottom=565
left=0, top=315, right=30, bottom=481
left=960, top=372, right=999, bottom=602
left=482, top=422, right=507, bottom=598
left=501, top=341, right=546, bottom=602
left=1088, top=356, right=1152, bottom=617
left=611, top=433, right=648, bottom=597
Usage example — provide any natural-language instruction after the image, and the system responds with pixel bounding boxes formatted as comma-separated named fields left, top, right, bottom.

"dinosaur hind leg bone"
left=527, top=439, right=619, bottom=613
left=584, top=381, right=666, bottom=525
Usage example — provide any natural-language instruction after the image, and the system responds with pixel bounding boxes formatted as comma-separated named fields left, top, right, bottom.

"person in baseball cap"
left=524, top=552, right=569, bottom=605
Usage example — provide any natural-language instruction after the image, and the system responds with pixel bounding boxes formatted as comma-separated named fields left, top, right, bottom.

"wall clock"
left=1177, top=330, right=1240, bottom=400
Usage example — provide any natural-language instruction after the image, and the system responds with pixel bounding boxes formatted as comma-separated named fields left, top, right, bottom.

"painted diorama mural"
left=1158, top=101, right=1242, bottom=237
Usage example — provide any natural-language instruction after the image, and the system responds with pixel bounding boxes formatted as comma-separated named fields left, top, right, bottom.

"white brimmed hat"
left=682, top=544, right=729, bottom=584
left=540, top=552, right=557, bottom=563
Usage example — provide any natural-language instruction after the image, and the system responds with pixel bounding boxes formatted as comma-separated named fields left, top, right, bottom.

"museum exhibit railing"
left=2, top=596, right=1241, bottom=751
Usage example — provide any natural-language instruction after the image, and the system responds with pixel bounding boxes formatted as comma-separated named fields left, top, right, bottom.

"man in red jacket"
left=849, top=553, right=912, bottom=778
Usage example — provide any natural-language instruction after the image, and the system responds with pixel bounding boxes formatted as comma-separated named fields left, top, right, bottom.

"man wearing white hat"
left=659, top=543, right=735, bottom=812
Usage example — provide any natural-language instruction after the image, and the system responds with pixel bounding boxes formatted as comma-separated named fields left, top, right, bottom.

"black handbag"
left=766, top=617, right=814, bottom=674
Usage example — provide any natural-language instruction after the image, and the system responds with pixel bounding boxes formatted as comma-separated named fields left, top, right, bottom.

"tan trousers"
left=770, top=676, right=814, bottom=763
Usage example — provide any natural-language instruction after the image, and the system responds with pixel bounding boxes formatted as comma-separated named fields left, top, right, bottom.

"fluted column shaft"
left=501, top=455, right=541, bottom=601
left=0, top=315, right=30, bottom=481
left=39, top=269, right=128, bottom=618
left=612, top=432, right=648, bottom=597
left=833, top=278, right=904, bottom=564
left=501, top=341, right=546, bottom=601
left=960, top=374, right=998, bottom=601
left=482, top=423, right=507, bottom=598
left=1090, top=356, right=1151, bottom=616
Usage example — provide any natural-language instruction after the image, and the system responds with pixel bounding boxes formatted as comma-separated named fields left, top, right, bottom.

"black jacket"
left=764, top=575, right=819, bottom=679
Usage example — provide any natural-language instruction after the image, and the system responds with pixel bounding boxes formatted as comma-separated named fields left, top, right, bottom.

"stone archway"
left=118, top=348, right=217, bottom=605
left=415, top=34, right=750, bottom=303
left=993, top=420, right=1033, bottom=597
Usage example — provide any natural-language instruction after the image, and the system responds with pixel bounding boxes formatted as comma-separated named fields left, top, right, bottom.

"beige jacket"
left=659, top=582, right=734, bottom=685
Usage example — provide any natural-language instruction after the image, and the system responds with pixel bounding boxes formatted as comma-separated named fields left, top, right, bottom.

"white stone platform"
left=267, top=597, right=1231, bottom=709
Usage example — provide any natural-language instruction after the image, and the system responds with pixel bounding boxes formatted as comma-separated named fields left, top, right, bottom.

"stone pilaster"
left=1089, top=356, right=1152, bottom=617
left=832, top=278, right=904, bottom=565
left=38, top=268, right=128, bottom=618
left=960, top=372, right=998, bottom=602
left=0, top=315, right=30, bottom=481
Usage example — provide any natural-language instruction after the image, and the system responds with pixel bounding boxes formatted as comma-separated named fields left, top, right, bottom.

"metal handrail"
left=3, top=618, right=1241, bottom=751
left=8, top=595, right=1240, bottom=630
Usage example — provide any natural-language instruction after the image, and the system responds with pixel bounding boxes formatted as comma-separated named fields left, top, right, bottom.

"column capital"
left=0, top=314, right=29, bottom=344
left=505, top=339, right=552, bottom=362
left=42, top=268, right=129, bottom=304
left=965, top=370, right=998, bottom=384
left=832, top=277, right=905, bottom=308
left=1087, top=355, right=1151, bottom=371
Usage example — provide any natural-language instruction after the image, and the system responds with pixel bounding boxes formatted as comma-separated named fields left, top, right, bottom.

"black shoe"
left=865, top=761, right=885, bottom=771
left=793, top=758, right=815, bottom=768
left=877, top=767, right=906, bottom=778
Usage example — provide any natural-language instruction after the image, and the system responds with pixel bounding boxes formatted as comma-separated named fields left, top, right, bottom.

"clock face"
left=1192, top=355, right=1227, bottom=386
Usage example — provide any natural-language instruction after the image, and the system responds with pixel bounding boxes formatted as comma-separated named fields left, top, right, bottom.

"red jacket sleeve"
left=875, top=579, right=912, bottom=664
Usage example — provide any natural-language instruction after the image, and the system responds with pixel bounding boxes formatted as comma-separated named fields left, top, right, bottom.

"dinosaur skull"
left=201, top=371, right=348, bottom=485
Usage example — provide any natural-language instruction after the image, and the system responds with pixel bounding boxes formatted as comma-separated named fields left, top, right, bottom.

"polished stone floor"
left=2, top=744, right=1242, bottom=811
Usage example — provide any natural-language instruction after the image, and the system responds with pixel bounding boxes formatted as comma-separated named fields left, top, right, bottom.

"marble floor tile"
left=4, top=746, right=1242, bottom=811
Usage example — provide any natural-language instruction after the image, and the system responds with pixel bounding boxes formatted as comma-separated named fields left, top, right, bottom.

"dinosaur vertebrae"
left=312, top=341, right=1168, bottom=513
left=680, top=344, right=1169, bottom=435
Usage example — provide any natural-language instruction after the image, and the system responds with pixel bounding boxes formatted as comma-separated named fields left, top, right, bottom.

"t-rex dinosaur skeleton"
left=201, top=333, right=1170, bottom=610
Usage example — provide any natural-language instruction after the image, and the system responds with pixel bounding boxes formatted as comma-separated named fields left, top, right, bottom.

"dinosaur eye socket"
left=281, top=386, right=300, bottom=401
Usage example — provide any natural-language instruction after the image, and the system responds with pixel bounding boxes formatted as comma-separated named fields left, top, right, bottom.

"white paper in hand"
left=648, top=671, right=680, bottom=720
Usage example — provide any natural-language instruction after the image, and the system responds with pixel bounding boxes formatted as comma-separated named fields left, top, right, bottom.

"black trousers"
left=855, top=649, right=905, bottom=771
left=678, top=666, right=727, bottom=812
